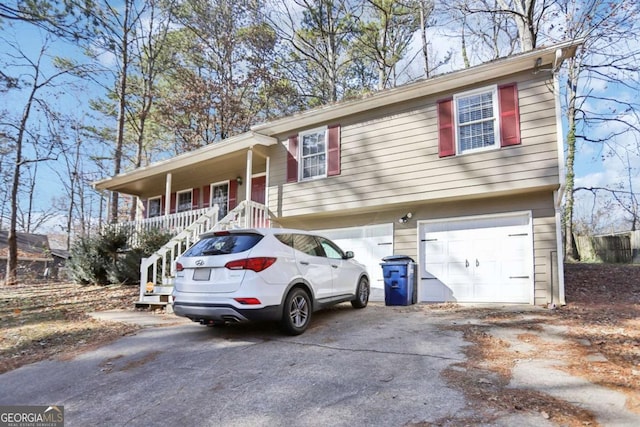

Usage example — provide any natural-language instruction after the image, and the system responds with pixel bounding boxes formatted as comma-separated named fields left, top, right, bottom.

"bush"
left=68, top=227, right=173, bottom=286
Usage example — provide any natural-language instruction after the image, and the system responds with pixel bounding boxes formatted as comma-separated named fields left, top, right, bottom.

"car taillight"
left=234, top=298, right=262, bottom=305
left=225, top=257, right=276, bottom=272
left=176, top=262, right=184, bottom=272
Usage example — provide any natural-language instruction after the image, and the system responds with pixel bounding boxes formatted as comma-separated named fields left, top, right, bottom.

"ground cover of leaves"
left=430, top=263, right=640, bottom=427
left=0, top=282, right=140, bottom=374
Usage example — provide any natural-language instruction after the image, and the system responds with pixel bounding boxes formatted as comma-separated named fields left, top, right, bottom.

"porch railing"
left=118, top=207, right=211, bottom=246
left=138, top=200, right=275, bottom=302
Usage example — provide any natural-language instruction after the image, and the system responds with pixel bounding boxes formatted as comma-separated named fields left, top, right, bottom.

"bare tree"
left=554, top=0, right=640, bottom=259
left=0, top=36, right=92, bottom=285
left=270, top=0, right=361, bottom=105
left=355, top=0, right=421, bottom=89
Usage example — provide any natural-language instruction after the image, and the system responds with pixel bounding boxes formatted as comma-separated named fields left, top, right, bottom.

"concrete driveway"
left=0, top=303, right=635, bottom=426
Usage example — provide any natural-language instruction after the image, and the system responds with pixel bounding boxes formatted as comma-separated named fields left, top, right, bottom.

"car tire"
left=351, top=277, right=369, bottom=309
left=280, top=288, right=312, bottom=335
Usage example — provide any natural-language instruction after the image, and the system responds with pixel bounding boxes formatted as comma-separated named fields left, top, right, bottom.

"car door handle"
left=331, top=264, right=339, bottom=269
left=299, top=261, right=310, bottom=265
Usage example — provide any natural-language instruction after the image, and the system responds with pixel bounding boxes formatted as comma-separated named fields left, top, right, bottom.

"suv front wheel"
left=351, top=277, right=369, bottom=309
left=280, top=288, right=312, bottom=335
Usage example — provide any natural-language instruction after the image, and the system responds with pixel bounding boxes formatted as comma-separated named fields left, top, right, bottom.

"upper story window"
left=287, top=124, right=341, bottom=183
left=176, top=189, right=192, bottom=213
left=148, top=197, right=161, bottom=218
left=455, top=87, right=499, bottom=154
left=300, top=127, right=327, bottom=180
left=438, top=83, right=521, bottom=158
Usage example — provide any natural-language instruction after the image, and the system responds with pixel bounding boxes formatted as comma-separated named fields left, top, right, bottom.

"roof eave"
left=251, top=40, right=582, bottom=136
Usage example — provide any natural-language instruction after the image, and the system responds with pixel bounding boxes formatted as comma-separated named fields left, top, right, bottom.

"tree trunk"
left=5, top=81, right=38, bottom=285
left=563, top=56, right=580, bottom=261
left=110, top=0, right=132, bottom=224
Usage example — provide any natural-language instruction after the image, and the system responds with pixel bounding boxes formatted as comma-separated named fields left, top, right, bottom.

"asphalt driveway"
left=0, top=303, right=635, bottom=426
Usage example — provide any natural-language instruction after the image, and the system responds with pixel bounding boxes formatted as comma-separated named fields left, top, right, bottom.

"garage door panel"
left=419, top=213, right=533, bottom=303
left=318, top=224, right=393, bottom=302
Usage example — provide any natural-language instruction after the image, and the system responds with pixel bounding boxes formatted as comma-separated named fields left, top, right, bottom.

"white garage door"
left=316, top=224, right=394, bottom=301
left=418, top=213, right=533, bottom=303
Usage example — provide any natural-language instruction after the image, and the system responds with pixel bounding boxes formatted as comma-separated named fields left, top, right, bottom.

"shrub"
left=68, top=227, right=173, bottom=286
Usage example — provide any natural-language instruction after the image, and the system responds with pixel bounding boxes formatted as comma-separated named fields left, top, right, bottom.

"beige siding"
left=275, top=192, right=559, bottom=306
left=267, top=71, right=559, bottom=219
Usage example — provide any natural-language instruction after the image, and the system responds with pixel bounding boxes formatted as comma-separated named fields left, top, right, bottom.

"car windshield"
left=183, top=233, right=263, bottom=256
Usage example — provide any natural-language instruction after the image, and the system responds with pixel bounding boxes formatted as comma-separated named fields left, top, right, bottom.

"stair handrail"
left=139, top=205, right=219, bottom=301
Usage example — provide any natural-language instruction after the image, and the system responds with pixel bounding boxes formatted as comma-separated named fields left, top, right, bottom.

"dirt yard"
left=0, top=282, right=140, bottom=374
left=436, top=263, right=640, bottom=426
left=1, top=264, right=639, bottom=426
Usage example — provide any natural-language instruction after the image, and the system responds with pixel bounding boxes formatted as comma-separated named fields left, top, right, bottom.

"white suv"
left=172, top=228, right=370, bottom=335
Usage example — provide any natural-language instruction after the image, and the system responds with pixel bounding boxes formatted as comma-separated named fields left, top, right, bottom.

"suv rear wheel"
left=280, top=288, right=311, bottom=335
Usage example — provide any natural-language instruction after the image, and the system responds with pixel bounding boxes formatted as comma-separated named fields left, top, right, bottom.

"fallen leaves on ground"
left=434, top=263, right=640, bottom=427
left=0, top=282, right=140, bottom=374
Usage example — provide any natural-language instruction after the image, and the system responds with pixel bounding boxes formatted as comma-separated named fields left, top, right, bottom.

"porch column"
left=164, top=172, right=172, bottom=218
left=245, top=148, right=253, bottom=202
left=265, top=155, right=270, bottom=208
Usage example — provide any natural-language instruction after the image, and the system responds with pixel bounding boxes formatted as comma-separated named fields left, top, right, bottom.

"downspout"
left=553, top=48, right=567, bottom=306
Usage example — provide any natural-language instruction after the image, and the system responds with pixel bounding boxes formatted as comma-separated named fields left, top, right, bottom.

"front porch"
left=92, top=132, right=280, bottom=310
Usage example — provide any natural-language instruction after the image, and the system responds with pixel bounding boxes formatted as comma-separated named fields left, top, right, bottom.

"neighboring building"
left=94, top=40, right=581, bottom=306
left=0, top=231, right=57, bottom=281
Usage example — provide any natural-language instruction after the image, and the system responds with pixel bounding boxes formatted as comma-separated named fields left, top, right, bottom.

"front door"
left=251, top=175, right=266, bottom=204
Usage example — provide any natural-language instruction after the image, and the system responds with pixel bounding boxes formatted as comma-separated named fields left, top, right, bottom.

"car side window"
left=293, top=234, right=324, bottom=257
left=317, top=237, right=344, bottom=259
left=275, top=233, right=294, bottom=248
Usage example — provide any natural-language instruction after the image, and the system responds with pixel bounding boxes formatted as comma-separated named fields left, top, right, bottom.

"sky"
left=1, top=3, right=638, bottom=235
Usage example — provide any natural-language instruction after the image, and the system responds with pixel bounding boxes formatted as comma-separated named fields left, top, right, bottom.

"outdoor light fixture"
left=398, top=213, right=412, bottom=223
left=236, top=176, right=243, bottom=186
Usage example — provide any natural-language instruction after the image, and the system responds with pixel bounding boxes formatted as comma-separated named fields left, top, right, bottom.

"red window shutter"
left=169, top=193, right=176, bottom=214
left=202, top=185, right=211, bottom=208
left=228, top=179, right=238, bottom=210
left=161, top=195, right=166, bottom=215
left=327, top=124, right=341, bottom=176
left=192, top=188, right=200, bottom=209
left=141, top=199, right=148, bottom=219
left=498, top=83, right=521, bottom=147
left=287, top=135, right=299, bottom=183
left=437, top=98, right=455, bottom=157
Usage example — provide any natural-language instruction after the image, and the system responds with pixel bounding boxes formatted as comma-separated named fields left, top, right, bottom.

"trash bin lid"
left=381, top=255, right=415, bottom=263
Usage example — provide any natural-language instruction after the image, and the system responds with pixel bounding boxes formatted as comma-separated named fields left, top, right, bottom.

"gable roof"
left=0, top=231, right=53, bottom=261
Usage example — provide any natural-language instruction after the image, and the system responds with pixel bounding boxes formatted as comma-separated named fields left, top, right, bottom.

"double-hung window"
left=176, top=190, right=192, bottom=213
left=455, top=86, right=499, bottom=154
left=300, top=127, right=327, bottom=180
left=148, top=197, right=161, bottom=218
left=438, top=83, right=520, bottom=158
left=210, top=182, right=229, bottom=218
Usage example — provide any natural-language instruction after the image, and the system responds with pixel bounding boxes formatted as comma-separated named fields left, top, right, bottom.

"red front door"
left=251, top=176, right=266, bottom=204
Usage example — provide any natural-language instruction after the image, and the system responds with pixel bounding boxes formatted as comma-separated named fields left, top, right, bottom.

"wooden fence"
left=574, top=231, right=640, bottom=263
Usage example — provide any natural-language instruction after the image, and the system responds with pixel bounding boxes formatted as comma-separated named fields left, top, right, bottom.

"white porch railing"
left=138, top=200, right=274, bottom=303
left=117, top=207, right=211, bottom=246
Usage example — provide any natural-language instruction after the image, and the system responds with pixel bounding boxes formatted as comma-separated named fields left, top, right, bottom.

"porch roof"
left=93, top=132, right=277, bottom=197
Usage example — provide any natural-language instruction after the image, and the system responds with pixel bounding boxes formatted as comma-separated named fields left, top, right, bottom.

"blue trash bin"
left=381, top=255, right=417, bottom=306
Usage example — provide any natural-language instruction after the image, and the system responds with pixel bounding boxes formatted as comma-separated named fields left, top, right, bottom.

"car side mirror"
left=344, top=251, right=354, bottom=259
